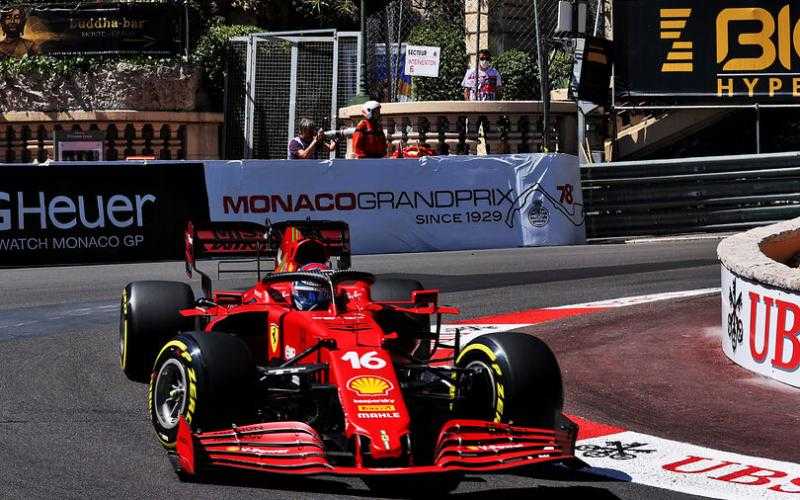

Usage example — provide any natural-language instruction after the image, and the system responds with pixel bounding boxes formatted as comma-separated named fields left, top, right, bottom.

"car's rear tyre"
left=148, top=331, right=254, bottom=449
left=455, top=332, right=563, bottom=427
left=363, top=473, right=462, bottom=497
left=371, top=278, right=431, bottom=359
left=120, top=281, right=194, bottom=383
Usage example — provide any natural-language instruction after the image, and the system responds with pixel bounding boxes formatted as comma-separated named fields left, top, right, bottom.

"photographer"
left=287, top=118, right=337, bottom=160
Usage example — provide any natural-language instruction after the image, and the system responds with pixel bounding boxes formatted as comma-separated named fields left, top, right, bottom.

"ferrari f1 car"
left=119, top=219, right=578, bottom=493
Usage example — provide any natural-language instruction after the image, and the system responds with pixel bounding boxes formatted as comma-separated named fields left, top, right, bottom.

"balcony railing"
left=338, top=100, right=577, bottom=157
left=0, top=111, right=223, bottom=162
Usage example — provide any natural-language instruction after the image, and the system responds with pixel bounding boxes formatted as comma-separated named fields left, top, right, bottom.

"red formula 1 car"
left=119, top=219, right=578, bottom=494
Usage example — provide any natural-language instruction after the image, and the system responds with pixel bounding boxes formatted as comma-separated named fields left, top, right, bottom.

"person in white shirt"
left=462, top=49, right=503, bottom=101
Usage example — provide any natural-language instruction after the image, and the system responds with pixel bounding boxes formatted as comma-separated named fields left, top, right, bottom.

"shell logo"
left=347, top=376, right=393, bottom=396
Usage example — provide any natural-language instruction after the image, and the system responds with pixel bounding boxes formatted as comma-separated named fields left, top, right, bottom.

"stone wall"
left=0, top=62, right=200, bottom=113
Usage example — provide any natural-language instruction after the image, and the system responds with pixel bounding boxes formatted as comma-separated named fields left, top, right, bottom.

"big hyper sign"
left=615, top=0, right=800, bottom=101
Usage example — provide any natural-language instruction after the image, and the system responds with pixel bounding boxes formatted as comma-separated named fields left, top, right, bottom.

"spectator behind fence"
left=352, top=100, right=387, bottom=159
left=287, top=118, right=336, bottom=160
left=462, top=49, right=502, bottom=101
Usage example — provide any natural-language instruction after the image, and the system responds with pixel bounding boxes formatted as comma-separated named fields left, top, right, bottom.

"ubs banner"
left=721, top=265, right=800, bottom=388
left=0, top=163, right=208, bottom=266
left=615, top=0, right=800, bottom=100
left=0, top=3, right=185, bottom=58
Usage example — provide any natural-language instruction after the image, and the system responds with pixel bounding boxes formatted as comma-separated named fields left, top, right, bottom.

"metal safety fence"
left=365, top=0, right=600, bottom=102
left=582, top=152, right=800, bottom=239
left=223, top=30, right=360, bottom=160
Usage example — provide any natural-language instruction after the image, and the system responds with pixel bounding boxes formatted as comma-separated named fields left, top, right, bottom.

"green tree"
left=407, top=21, right=466, bottom=101
left=493, top=49, right=538, bottom=100
left=191, top=23, right=261, bottom=106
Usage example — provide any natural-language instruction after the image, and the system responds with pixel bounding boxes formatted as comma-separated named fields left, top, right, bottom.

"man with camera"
left=287, top=118, right=337, bottom=160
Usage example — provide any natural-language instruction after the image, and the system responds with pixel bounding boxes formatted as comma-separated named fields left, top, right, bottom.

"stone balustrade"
left=338, top=100, right=577, bottom=157
left=0, top=111, right=223, bottom=163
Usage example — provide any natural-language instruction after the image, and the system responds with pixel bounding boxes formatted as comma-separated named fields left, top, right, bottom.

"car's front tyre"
left=148, top=332, right=254, bottom=448
left=455, top=332, right=563, bottom=427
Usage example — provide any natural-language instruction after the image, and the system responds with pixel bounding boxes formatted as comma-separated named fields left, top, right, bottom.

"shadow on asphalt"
left=451, top=486, right=621, bottom=499
left=188, top=464, right=629, bottom=499
left=193, top=470, right=372, bottom=497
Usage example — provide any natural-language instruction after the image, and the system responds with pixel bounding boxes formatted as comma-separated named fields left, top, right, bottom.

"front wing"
left=174, top=417, right=577, bottom=477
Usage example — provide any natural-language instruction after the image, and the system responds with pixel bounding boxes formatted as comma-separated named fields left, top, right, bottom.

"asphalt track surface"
left=0, top=239, right=728, bottom=499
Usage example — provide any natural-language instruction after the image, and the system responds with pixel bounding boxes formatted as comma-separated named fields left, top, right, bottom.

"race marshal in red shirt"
left=352, top=100, right=387, bottom=159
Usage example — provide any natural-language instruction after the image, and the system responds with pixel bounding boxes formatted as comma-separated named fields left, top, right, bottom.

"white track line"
left=549, top=288, right=721, bottom=309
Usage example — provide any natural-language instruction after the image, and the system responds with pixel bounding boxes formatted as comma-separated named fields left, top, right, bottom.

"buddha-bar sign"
left=0, top=2, right=185, bottom=59
left=615, top=0, right=800, bottom=102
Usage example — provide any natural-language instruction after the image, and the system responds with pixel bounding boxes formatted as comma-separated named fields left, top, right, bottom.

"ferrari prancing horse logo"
left=269, top=323, right=280, bottom=356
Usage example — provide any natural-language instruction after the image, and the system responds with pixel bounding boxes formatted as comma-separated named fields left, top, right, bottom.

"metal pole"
left=593, top=0, right=602, bottom=36
left=358, top=0, right=367, bottom=96
left=221, top=60, right=229, bottom=159
left=533, top=0, right=550, bottom=150
left=288, top=43, right=299, bottom=150
left=243, top=35, right=257, bottom=159
left=577, top=106, right=587, bottom=163
left=184, top=0, right=190, bottom=60
left=384, top=8, right=393, bottom=103
left=331, top=34, right=340, bottom=159
left=474, top=0, right=481, bottom=100
left=755, top=104, right=761, bottom=154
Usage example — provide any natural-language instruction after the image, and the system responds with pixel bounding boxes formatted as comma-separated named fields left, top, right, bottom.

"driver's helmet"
left=292, top=262, right=331, bottom=311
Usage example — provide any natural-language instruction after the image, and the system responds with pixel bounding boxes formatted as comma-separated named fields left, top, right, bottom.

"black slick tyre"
left=455, top=332, right=563, bottom=427
left=119, top=281, right=194, bottom=383
left=148, top=331, right=254, bottom=449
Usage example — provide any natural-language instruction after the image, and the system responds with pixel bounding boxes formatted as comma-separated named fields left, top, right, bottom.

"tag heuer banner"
left=0, top=3, right=185, bottom=58
left=615, top=0, right=800, bottom=101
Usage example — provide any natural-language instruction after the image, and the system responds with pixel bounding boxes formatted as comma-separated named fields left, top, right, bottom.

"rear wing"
left=184, top=219, right=352, bottom=297
left=184, top=221, right=271, bottom=297
left=270, top=219, right=351, bottom=271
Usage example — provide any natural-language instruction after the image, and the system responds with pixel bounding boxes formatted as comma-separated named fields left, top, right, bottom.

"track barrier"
left=718, top=218, right=800, bottom=388
left=583, top=151, right=800, bottom=239
left=0, top=154, right=585, bottom=266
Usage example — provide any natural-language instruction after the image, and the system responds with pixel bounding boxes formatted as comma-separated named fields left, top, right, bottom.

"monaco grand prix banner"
left=721, top=265, right=800, bottom=388
left=204, top=154, right=586, bottom=254
left=615, top=0, right=800, bottom=101
left=0, top=162, right=208, bottom=266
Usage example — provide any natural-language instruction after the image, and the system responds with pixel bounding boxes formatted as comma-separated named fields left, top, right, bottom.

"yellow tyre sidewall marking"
left=457, top=342, right=506, bottom=423
left=150, top=340, right=196, bottom=448
left=120, top=288, right=128, bottom=370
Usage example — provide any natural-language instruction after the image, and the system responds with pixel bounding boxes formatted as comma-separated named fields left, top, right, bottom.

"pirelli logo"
left=357, top=404, right=396, bottom=412
left=660, top=8, right=693, bottom=72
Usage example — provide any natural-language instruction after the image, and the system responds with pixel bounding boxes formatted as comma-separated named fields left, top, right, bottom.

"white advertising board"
left=721, top=265, right=800, bottom=388
left=204, top=154, right=585, bottom=254
left=404, top=45, right=440, bottom=77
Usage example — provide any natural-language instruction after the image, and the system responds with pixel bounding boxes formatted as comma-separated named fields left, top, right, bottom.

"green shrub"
left=0, top=55, right=182, bottom=80
left=407, top=21, right=466, bottom=101
left=492, top=49, right=538, bottom=100
left=191, top=23, right=261, bottom=106
left=548, top=50, right=573, bottom=90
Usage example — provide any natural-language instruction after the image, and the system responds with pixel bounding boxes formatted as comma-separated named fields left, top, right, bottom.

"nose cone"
left=329, top=347, right=412, bottom=462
